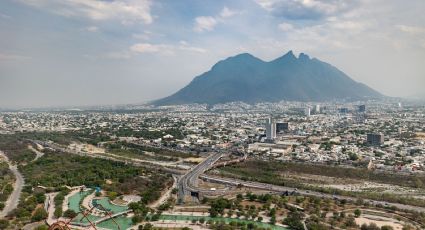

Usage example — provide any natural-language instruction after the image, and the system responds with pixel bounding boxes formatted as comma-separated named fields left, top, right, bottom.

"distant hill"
left=153, top=51, right=382, bottom=105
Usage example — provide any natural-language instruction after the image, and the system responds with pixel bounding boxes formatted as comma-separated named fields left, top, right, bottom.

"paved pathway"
left=0, top=150, right=24, bottom=218
left=46, top=192, right=58, bottom=225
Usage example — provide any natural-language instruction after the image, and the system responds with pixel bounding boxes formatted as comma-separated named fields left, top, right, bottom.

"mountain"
left=153, top=51, right=382, bottom=105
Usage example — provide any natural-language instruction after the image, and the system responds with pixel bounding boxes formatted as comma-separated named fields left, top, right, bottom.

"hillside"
left=154, top=51, right=382, bottom=105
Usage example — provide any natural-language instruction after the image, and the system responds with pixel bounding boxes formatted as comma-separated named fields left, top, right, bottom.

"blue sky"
left=1, top=0, right=425, bottom=108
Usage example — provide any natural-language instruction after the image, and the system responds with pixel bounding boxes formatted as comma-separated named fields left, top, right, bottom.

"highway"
left=200, top=175, right=425, bottom=213
left=0, top=150, right=25, bottom=218
left=29, top=140, right=425, bottom=213
left=177, top=152, right=223, bottom=203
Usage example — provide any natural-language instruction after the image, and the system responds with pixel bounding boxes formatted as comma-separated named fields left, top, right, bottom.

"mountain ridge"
left=153, top=51, right=382, bottom=105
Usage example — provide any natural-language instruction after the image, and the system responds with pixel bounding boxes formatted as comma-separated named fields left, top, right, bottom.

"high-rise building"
left=304, top=108, right=311, bottom=117
left=314, top=105, right=321, bottom=114
left=358, top=105, right=366, bottom=112
left=276, top=122, right=289, bottom=133
left=367, top=133, right=384, bottom=146
left=265, top=117, right=276, bottom=141
left=339, top=108, right=349, bottom=114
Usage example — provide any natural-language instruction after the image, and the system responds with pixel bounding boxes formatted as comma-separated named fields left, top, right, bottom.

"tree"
left=54, top=208, right=62, bottom=218
left=361, top=223, right=380, bottom=230
left=143, top=223, right=153, bottom=230
left=35, top=192, right=46, bottom=204
left=32, top=207, right=48, bottom=222
left=402, top=225, right=414, bottom=230
left=35, top=225, right=49, bottom=230
left=349, top=152, right=359, bottom=161
left=283, top=211, right=304, bottom=230
left=381, top=226, right=394, bottom=230
left=63, top=209, right=77, bottom=218
left=354, top=209, right=362, bottom=217
left=345, top=216, right=357, bottom=228
left=0, top=219, right=9, bottom=229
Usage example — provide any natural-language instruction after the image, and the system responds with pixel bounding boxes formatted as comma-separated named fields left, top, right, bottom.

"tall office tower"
left=367, top=133, right=384, bottom=146
left=315, top=105, right=321, bottom=113
left=358, top=105, right=366, bottom=112
left=265, top=117, right=276, bottom=141
left=304, top=107, right=311, bottom=117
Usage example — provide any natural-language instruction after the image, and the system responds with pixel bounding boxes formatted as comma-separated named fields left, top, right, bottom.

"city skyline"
left=1, top=0, right=425, bottom=108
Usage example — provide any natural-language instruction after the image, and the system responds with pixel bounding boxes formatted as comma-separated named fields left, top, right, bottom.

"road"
left=177, top=152, right=223, bottom=203
left=29, top=140, right=425, bottom=214
left=0, top=150, right=25, bottom=218
left=200, top=175, right=425, bottom=213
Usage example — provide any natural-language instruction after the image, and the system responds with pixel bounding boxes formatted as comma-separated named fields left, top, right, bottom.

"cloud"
left=86, top=26, right=98, bottom=32
left=396, top=25, right=425, bottom=35
left=255, top=0, right=358, bottom=20
left=130, top=43, right=164, bottom=53
left=0, top=13, right=11, bottom=19
left=193, top=6, right=240, bottom=32
left=220, top=7, right=238, bottom=18
left=127, top=42, right=207, bottom=57
left=278, top=22, right=294, bottom=31
left=18, top=0, right=153, bottom=25
left=194, top=16, right=218, bottom=32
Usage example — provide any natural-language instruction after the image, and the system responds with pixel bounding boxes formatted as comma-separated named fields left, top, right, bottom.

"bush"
left=354, top=209, right=362, bottom=217
left=32, top=207, right=48, bottom=222
left=0, top=219, right=9, bottom=229
left=35, top=225, right=49, bottom=230
left=54, top=207, right=62, bottom=218
left=63, top=209, right=77, bottom=218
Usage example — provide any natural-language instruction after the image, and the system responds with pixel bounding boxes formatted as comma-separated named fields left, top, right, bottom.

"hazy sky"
left=1, top=0, right=424, bottom=108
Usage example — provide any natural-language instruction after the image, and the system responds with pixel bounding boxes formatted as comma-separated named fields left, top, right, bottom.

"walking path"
left=46, top=192, right=58, bottom=225
left=150, top=175, right=177, bottom=208
left=28, top=145, right=44, bottom=161
left=0, top=150, right=24, bottom=218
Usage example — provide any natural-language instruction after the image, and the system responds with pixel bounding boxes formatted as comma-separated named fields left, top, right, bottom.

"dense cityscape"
left=2, top=0, right=425, bottom=230
left=0, top=100, right=424, bottom=230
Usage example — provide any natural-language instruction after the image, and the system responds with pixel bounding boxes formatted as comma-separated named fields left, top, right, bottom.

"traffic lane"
left=201, top=175, right=425, bottom=213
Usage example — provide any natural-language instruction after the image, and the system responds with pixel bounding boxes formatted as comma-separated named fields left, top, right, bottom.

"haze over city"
left=1, top=0, right=425, bottom=108
left=2, top=2, right=425, bottom=230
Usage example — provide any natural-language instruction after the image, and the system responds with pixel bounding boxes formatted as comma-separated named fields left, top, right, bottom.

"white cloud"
left=332, top=21, right=366, bottom=31
left=194, top=6, right=239, bottom=33
left=86, top=26, right=98, bottom=32
left=220, top=7, right=238, bottom=18
left=178, top=44, right=207, bottom=53
left=255, top=0, right=358, bottom=20
left=194, top=16, right=218, bottom=32
left=396, top=25, right=425, bottom=35
left=129, top=42, right=207, bottom=56
left=18, top=0, right=153, bottom=25
left=130, top=43, right=164, bottom=53
left=278, top=22, right=294, bottom=31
